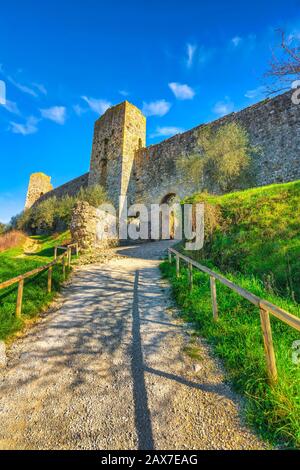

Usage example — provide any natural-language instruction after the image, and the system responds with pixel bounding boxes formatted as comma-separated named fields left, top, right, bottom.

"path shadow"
left=131, top=270, right=154, bottom=450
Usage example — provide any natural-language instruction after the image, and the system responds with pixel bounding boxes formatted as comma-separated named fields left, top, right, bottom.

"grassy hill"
left=0, top=231, right=71, bottom=341
left=161, top=181, right=300, bottom=448
left=185, top=180, right=300, bottom=302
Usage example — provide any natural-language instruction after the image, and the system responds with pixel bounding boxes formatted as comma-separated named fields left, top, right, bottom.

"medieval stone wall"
left=26, top=91, right=300, bottom=216
left=134, top=91, right=300, bottom=206
left=36, top=173, right=89, bottom=205
left=25, top=173, right=53, bottom=209
left=89, top=101, right=146, bottom=207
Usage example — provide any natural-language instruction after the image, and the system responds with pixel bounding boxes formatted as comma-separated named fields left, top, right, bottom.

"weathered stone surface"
left=70, top=201, right=97, bottom=251
left=26, top=91, right=300, bottom=232
left=70, top=201, right=119, bottom=251
left=134, top=91, right=300, bottom=206
left=37, top=173, right=89, bottom=204
left=89, top=101, right=146, bottom=208
left=0, top=341, right=7, bottom=368
left=25, top=173, right=53, bottom=209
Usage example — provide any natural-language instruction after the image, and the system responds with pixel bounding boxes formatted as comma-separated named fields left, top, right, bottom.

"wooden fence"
left=168, top=247, right=300, bottom=385
left=0, top=243, right=79, bottom=318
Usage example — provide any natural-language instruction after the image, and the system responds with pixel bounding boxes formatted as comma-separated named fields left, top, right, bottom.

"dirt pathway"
left=0, top=241, right=266, bottom=449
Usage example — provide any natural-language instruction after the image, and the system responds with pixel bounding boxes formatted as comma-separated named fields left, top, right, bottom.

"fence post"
left=67, top=247, right=71, bottom=268
left=16, top=279, right=24, bottom=317
left=75, top=243, right=79, bottom=257
left=62, top=256, right=66, bottom=281
left=188, top=263, right=193, bottom=291
left=54, top=246, right=57, bottom=260
left=168, top=250, right=172, bottom=263
left=48, top=267, right=52, bottom=293
left=259, top=307, right=278, bottom=385
left=176, top=255, right=180, bottom=278
left=210, top=276, right=218, bottom=321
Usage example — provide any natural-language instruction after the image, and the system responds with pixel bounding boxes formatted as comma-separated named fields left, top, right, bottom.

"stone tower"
left=25, top=172, right=53, bottom=209
left=88, top=101, right=146, bottom=207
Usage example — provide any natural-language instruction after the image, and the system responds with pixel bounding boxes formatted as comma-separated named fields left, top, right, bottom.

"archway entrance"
left=160, top=193, right=181, bottom=240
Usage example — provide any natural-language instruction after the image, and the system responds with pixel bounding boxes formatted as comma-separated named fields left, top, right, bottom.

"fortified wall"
left=134, top=91, right=300, bottom=206
left=25, top=91, right=300, bottom=213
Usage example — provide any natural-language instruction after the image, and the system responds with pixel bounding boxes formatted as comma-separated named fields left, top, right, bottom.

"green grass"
left=161, top=261, right=300, bottom=448
left=0, top=231, right=72, bottom=341
left=162, top=181, right=300, bottom=448
left=184, top=180, right=300, bottom=302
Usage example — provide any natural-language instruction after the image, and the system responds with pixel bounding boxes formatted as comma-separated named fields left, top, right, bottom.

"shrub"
left=177, top=122, right=259, bottom=193
left=0, top=223, right=7, bottom=235
left=13, top=184, right=108, bottom=234
left=77, top=185, right=108, bottom=207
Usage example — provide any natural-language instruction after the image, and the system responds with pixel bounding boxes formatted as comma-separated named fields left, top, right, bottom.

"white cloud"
left=150, top=126, right=184, bottom=138
left=9, top=116, right=39, bottom=135
left=40, top=106, right=67, bottom=124
left=245, top=86, right=266, bottom=99
left=231, top=36, right=242, bottom=47
left=186, top=43, right=197, bottom=68
left=73, top=104, right=87, bottom=116
left=213, top=98, right=234, bottom=116
left=81, top=96, right=112, bottom=115
left=230, top=34, right=256, bottom=50
left=119, top=90, right=130, bottom=97
left=3, top=99, right=20, bottom=115
left=169, top=82, right=195, bottom=100
left=7, top=76, right=38, bottom=97
left=0, top=79, right=5, bottom=105
left=142, top=99, right=171, bottom=117
left=32, top=82, right=47, bottom=95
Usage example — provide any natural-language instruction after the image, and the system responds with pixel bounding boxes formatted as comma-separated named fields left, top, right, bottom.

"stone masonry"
left=25, top=173, right=53, bottom=209
left=70, top=201, right=97, bottom=250
left=88, top=101, right=146, bottom=207
left=25, top=92, right=300, bottom=214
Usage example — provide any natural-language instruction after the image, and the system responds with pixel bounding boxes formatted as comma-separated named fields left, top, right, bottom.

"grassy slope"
left=161, top=181, right=300, bottom=448
left=0, top=231, right=71, bottom=341
left=186, top=180, right=300, bottom=302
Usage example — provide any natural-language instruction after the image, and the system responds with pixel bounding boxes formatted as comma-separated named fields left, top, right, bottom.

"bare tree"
left=265, top=30, right=300, bottom=95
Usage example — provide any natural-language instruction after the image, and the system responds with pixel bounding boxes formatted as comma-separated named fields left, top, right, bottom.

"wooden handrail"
left=0, top=242, right=78, bottom=317
left=168, top=247, right=300, bottom=384
left=0, top=254, right=65, bottom=290
left=169, top=248, right=300, bottom=331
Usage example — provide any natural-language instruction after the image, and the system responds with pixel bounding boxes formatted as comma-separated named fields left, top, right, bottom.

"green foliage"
left=162, top=180, right=300, bottom=447
left=185, top=181, right=300, bottom=302
left=160, top=261, right=300, bottom=448
left=77, top=184, right=108, bottom=207
left=0, top=223, right=7, bottom=235
left=178, top=122, right=259, bottom=193
left=0, top=231, right=71, bottom=341
left=14, top=184, right=108, bottom=234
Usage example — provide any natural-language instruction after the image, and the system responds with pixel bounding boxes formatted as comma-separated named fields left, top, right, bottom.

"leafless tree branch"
left=265, top=29, right=300, bottom=94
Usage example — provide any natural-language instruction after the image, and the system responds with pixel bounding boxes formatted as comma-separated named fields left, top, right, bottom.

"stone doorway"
left=160, top=193, right=181, bottom=240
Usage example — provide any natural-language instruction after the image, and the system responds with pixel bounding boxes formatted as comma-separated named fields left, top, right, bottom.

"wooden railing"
left=168, top=247, right=300, bottom=385
left=0, top=243, right=79, bottom=318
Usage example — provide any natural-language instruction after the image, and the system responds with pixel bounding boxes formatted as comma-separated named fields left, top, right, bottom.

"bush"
left=77, top=185, right=108, bottom=207
left=185, top=181, right=300, bottom=302
left=13, top=184, right=108, bottom=235
left=0, top=223, right=7, bottom=235
left=177, top=122, right=259, bottom=193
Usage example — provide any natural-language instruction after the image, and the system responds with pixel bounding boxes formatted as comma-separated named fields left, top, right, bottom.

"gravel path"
left=0, top=241, right=266, bottom=450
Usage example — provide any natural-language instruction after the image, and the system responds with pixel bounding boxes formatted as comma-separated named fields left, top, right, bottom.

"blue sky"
left=0, top=0, right=299, bottom=223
